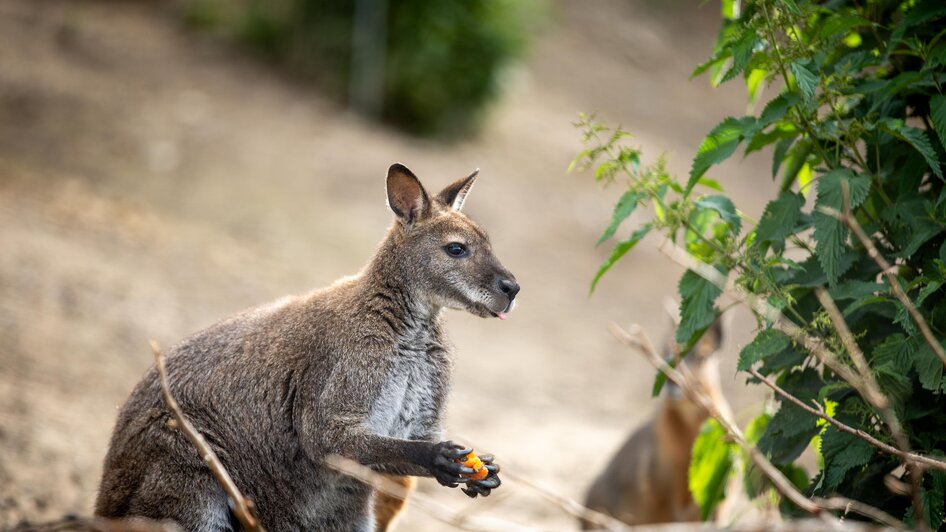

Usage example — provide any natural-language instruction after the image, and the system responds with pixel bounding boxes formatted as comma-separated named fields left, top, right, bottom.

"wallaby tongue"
left=496, top=312, right=507, bottom=320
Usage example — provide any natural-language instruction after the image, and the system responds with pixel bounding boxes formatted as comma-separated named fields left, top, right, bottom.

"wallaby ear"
left=386, top=163, right=430, bottom=225
left=436, top=169, right=478, bottom=211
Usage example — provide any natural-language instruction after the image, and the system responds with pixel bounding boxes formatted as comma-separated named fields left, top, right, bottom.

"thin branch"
left=610, top=323, right=906, bottom=531
left=748, top=368, right=946, bottom=472
left=499, top=469, right=631, bottom=531
left=820, top=203, right=946, bottom=368
left=150, top=341, right=265, bottom=532
left=814, top=288, right=885, bottom=407
left=323, top=455, right=534, bottom=532
left=816, top=287, right=926, bottom=530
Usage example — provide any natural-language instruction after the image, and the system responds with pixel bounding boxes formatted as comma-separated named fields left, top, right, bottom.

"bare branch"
left=498, top=469, right=632, bottom=531
left=150, top=341, right=265, bottom=532
left=815, top=287, right=926, bottom=528
left=609, top=323, right=906, bottom=530
left=748, top=368, right=946, bottom=472
left=324, top=455, right=534, bottom=532
left=814, top=288, right=885, bottom=408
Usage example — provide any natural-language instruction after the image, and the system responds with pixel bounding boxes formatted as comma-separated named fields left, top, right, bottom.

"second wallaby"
left=95, top=163, right=518, bottom=531
left=581, top=319, right=725, bottom=528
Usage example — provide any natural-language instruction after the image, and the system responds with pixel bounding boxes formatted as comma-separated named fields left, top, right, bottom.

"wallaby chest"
left=366, top=324, right=451, bottom=440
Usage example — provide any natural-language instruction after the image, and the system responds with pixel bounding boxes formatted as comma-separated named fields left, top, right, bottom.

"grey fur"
left=95, top=164, right=518, bottom=531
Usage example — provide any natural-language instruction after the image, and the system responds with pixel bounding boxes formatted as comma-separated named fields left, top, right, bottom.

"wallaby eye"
left=444, top=242, right=469, bottom=258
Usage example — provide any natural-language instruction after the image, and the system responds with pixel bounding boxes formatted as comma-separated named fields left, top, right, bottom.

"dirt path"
left=0, top=1, right=775, bottom=528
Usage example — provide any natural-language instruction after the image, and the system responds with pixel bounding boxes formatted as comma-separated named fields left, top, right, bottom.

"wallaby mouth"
left=490, top=296, right=517, bottom=320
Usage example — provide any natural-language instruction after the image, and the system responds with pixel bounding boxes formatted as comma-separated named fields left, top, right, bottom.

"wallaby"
left=95, top=163, right=518, bottom=532
left=581, top=318, right=726, bottom=528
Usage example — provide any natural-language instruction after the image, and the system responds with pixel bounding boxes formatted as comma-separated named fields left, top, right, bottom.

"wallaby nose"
left=497, top=278, right=520, bottom=300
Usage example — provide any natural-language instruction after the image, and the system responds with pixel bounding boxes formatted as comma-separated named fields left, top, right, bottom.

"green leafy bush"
left=182, top=0, right=542, bottom=137
left=575, top=0, right=946, bottom=527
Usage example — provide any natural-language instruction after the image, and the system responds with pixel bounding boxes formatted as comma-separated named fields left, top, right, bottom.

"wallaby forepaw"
left=429, top=440, right=474, bottom=487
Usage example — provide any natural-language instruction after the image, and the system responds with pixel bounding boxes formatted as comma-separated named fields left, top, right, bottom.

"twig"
left=447, top=431, right=634, bottom=531
left=815, top=288, right=926, bottom=529
left=497, top=467, right=631, bottom=531
left=820, top=203, right=946, bottom=368
left=323, top=455, right=534, bottom=532
left=150, top=341, right=265, bottom=532
left=747, top=367, right=946, bottom=472
left=609, top=323, right=906, bottom=531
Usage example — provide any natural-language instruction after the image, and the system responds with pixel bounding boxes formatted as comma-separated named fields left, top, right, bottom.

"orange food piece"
left=457, top=452, right=489, bottom=481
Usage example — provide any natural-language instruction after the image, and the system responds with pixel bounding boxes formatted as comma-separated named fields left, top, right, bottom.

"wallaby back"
left=95, top=164, right=517, bottom=532
left=581, top=320, right=725, bottom=528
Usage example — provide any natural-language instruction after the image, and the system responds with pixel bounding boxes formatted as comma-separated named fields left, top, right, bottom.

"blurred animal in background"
left=581, top=308, right=729, bottom=528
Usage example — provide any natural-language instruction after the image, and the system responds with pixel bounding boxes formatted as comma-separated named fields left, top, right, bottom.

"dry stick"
left=609, top=323, right=906, bottom=531
left=814, top=288, right=887, bottom=409
left=323, top=455, right=534, bottom=532
left=821, top=201, right=946, bottom=368
left=150, top=341, right=265, bottom=532
left=748, top=367, right=946, bottom=473
left=815, top=288, right=926, bottom=530
left=499, top=469, right=631, bottom=532
left=448, top=430, right=633, bottom=531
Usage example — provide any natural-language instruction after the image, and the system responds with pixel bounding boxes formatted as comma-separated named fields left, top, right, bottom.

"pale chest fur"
left=366, top=325, right=452, bottom=440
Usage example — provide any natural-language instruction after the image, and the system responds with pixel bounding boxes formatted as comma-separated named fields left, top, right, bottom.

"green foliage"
left=575, top=0, right=946, bottom=526
left=178, top=0, right=542, bottom=138
left=689, top=419, right=736, bottom=521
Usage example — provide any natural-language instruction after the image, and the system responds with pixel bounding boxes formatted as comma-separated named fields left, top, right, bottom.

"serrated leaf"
left=819, top=427, right=875, bottom=492
left=754, top=192, right=804, bottom=247
left=590, top=225, right=652, bottom=294
left=914, top=341, right=946, bottom=392
left=687, top=117, right=756, bottom=194
left=738, top=329, right=790, bottom=370
left=771, top=135, right=796, bottom=178
left=598, top=190, right=644, bottom=246
left=830, top=280, right=884, bottom=301
left=882, top=120, right=943, bottom=180
left=790, top=61, right=818, bottom=102
left=930, top=94, right=946, bottom=152
left=759, top=92, right=801, bottom=127
left=695, top=195, right=742, bottom=235
left=813, top=170, right=871, bottom=284
left=676, top=270, right=723, bottom=344
left=689, top=420, right=735, bottom=521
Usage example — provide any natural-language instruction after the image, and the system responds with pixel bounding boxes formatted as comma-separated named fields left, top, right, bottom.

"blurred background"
left=0, top=0, right=778, bottom=528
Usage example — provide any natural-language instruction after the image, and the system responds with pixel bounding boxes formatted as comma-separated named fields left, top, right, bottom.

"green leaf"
left=914, top=341, right=946, bottom=392
left=695, top=195, right=742, bottom=235
left=759, top=92, right=801, bottom=127
left=687, top=117, right=756, bottom=194
left=930, top=94, right=946, bottom=152
left=790, top=61, right=818, bottom=102
left=598, top=190, right=644, bottom=246
left=590, top=225, right=652, bottom=294
left=676, top=270, right=723, bottom=344
left=812, top=170, right=871, bottom=284
left=882, top=120, right=943, bottom=180
left=778, top=140, right=813, bottom=192
left=819, top=426, right=876, bottom=492
left=738, top=329, right=790, bottom=371
left=771, top=135, right=796, bottom=178
left=689, top=419, right=735, bottom=521
left=754, top=192, right=805, bottom=247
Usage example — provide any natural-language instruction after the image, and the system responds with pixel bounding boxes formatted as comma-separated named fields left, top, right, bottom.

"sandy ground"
left=0, top=1, right=778, bottom=529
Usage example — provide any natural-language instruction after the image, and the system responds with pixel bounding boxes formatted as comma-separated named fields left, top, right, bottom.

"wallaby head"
left=381, top=163, right=520, bottom=319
